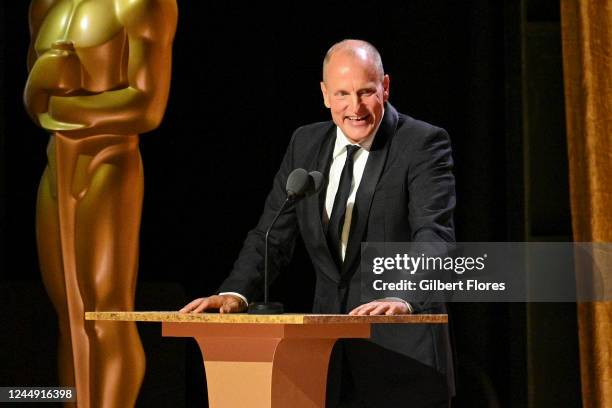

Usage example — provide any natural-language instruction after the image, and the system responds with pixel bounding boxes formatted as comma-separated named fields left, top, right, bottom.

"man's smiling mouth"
left=346, top=115, right=369, bottom=122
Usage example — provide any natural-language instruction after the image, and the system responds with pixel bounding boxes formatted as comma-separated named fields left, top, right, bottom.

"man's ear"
left=320, top=81, right=331, bottom=108
left=383, top=74, right=390, bottom=102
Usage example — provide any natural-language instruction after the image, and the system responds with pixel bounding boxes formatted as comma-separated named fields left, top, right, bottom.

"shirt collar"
left=332, top=121, right=380, bottom=159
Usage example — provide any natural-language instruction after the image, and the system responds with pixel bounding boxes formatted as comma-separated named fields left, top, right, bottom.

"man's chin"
left=342, top=128, right=374, bottom=144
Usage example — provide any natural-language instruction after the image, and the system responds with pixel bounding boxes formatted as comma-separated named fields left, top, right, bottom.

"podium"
left=86, top=312, right=447, bottom=408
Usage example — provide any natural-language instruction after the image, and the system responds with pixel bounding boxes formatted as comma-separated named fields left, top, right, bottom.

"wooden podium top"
left=85, top=311, right=447, bottom=324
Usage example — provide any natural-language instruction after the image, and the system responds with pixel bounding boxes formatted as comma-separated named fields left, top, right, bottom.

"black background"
left=1, top=1, right=581, bottom=407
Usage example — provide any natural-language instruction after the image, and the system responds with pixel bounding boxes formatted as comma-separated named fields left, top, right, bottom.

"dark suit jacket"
left=218, top=103, right=456, bottom=393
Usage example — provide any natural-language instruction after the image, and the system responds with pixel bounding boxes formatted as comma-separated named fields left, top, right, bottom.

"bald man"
left=182, top=39, right=455, bottom=407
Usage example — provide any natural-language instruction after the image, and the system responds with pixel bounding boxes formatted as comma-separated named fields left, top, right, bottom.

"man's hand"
left=349, top=300, right=410, bottom=316
left=179, top=295, right=247, bottom=314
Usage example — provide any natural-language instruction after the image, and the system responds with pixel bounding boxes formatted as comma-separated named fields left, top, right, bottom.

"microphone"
left=248, top=169, right=324, bottom=314
left=308, top=171, right=324, bottom=195
left=286, top=168, right=310, bottom=199
left=286, top=169, right=323, bottom=199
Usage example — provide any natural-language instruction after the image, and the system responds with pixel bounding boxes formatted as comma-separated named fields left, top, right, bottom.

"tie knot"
left=345, top=145, right=360, bottom=161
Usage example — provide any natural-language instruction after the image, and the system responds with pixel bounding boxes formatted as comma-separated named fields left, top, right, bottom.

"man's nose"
left=349, top=94, right=363, bottom=111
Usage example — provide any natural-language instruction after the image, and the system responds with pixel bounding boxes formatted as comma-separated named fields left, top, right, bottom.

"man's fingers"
left=219, top=303, right=238, bottom=314
left=179, top=298, right=206, bottom=313
left=355, top=303, right=378, bottom=315
left=384, top=302, right=409, bottom=315
left=349, top=305, right=365, bottom=315
left=179, top=296, right=229, bottom=314
left=349, top=305, right=366, bottom=315
left=349, top=301, right=409, bottom=316
left=219, top=299, right=238, bottom=314
left=385, top=304, right=403, bottom=315
left=369, top=303, right=389, bottom=315
left=351, top=303, right=378, bottom=315
left=193, top=297, right=214, bottom=313
left=385, top=305, right=398, bottom=315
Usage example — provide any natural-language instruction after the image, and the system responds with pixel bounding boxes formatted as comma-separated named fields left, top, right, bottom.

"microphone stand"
left=247, top=197, right=291, bottom=314
left=247, top=169, right=321, bottom=315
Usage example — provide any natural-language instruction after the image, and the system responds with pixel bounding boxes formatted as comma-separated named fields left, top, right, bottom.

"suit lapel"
left=303, top=125, right=339, bottom=282
left=316, top=128, right=336, bottom=219
left=341, top=104, right=398, bottom=275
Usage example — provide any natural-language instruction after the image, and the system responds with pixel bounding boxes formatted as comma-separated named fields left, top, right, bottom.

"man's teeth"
left=347, top=115, right=367, bottom=121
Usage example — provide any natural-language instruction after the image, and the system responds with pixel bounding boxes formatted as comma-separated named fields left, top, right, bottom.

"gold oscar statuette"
left=23, top=1, right=178, bottom=406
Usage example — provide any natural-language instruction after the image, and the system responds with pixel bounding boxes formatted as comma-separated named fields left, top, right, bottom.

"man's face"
left=320, top=52, right=390, bottom=144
